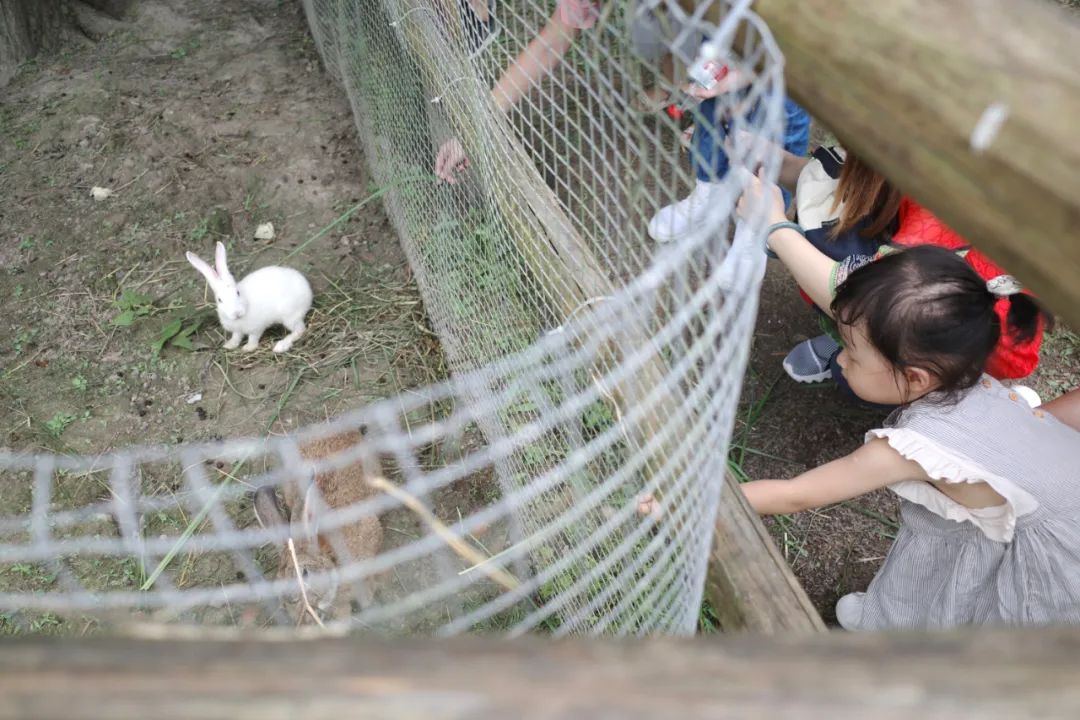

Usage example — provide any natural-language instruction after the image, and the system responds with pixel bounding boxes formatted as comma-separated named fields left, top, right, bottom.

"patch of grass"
left=43, top=412, right=78, bottom=438
left=698, top=597, right=721, bottom=633
left=169, top=36, right=202, bottom=60
left=2, top=563, right=58, bottom=588
left=188, top=216, right=211, bottom=242
left=12, top=328, right=38, bottom=355
left=1033, top=327, right=1080, bottom=400
left=0, top=611, right=68, bottom=637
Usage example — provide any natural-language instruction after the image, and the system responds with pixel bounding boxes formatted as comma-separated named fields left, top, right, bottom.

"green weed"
left=189, top=216, right=210, bottom=242
left=44, top=412, right=78, bottom=437
left=111, top=289, right=156, bottom=327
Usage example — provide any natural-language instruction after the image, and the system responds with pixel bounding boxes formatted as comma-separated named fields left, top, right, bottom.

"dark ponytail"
left=831, top=246, right=1052, bottom=399
left=1004, top=292, right=1048, bottom=345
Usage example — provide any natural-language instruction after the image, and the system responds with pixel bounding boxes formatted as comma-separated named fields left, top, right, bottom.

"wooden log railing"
left=2, top=628, right=1080, bottom=718
left=706, top=472, right=824, bottom=633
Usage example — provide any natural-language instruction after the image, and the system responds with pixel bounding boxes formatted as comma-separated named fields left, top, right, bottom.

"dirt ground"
left=0, top=0, right=492, bottom=632
left=1, top=0, right=1078, bottom=632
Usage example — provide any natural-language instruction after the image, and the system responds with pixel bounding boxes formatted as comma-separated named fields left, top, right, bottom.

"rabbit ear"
left=214, top=241, right=236, bottom=285
left=186, top=251, right=219, bottom=286
left=299, top=483, right=321, bottom=542
left=253, top=486, right=288, bottom=529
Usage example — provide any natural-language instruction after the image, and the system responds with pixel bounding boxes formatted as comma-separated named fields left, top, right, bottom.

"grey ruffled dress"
left=843, top=376, right=1080, bottom=630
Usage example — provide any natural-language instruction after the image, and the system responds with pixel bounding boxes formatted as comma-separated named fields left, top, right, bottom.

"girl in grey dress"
left=741, top=245, right=1080, bottom=630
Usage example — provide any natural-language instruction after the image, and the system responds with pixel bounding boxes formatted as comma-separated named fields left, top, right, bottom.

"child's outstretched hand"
left=736, top=167, right=787, bottom=225
left=435, top=138, right=470, bottom=184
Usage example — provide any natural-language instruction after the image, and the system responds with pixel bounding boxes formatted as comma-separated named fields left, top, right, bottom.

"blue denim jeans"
left=690, top=96, right=811, bottom=208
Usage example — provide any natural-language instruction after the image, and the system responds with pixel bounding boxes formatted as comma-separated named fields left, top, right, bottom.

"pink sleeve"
left=556, top=0, right=598, bottom=29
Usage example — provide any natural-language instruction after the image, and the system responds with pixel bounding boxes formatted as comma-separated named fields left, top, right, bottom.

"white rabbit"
left=186, top=241, right=313, bottom=353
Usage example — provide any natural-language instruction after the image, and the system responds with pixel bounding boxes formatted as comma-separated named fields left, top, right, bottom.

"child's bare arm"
left=741, top=438, right=928, bottom=515
left=1045, top=387, right=1080, bottom=433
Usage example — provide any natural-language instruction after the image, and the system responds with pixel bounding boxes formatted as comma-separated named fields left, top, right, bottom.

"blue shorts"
left=690, top=96, right=811, bottom=208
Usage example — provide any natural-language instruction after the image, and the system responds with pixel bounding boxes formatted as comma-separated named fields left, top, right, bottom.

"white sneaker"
left=1012, top=384, right=1042, bottom=408
left=648, top=179, right=724, bottom=243
left=835, top=592, right=865, bottom=631
left=715, top=220, right=768, bottom=290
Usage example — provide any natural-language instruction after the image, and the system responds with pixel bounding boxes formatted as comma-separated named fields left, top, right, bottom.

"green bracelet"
left=764, top=221, right=805, bottom=259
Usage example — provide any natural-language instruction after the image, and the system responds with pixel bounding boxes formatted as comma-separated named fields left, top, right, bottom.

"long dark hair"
left=831, top=246, right=1049, bottom=398
left=831, top=150, right=902, bottom=239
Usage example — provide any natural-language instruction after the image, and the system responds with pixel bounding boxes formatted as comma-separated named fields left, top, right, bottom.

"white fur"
left=186, top=241, right=313, bottom=353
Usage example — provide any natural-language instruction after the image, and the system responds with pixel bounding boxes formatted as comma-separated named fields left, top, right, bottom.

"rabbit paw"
left=242, top=339, right=261, bottom=352
left=223, top=334, right=242, bottom=350
left=272, top=339, right=293, bottom=354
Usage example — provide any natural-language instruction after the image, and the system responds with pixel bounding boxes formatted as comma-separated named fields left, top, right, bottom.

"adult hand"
left=435, top=137, right=469, bottom=183
left=684, top=62, right=751, bottom=100
left=723, top=128, right=780, bottom=175
left=736, top=167, right=786, bottom=225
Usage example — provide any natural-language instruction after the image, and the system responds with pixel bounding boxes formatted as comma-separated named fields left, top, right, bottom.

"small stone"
left=186, top=392, right=203, bottom=404
left=90, top=186, right=113, bottom=201
left=254, top=222, right=275, bottom=240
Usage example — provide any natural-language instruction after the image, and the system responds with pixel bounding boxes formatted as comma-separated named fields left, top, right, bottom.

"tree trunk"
left=82, top=0, right=135, bottom=19
left=0, top=0, right=64, bottom=85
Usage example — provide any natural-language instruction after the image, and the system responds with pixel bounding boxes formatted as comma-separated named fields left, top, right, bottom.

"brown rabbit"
left=253, top=429, right=383, bottom=624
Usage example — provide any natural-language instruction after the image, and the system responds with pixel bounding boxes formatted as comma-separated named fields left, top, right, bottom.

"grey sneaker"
left=783, top=334, right=841, bottom=383
left=835, top=592, right=865, bottom=631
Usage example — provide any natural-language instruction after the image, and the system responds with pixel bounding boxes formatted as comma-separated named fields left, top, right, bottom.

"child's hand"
left=736, top=167, right=786, bottom=225
left=435, top=138, right=470, bottom=184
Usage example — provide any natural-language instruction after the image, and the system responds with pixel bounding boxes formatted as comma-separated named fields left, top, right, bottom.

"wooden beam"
left=754, top=0, right=1080, bottom=327
left=2, top=628, right=1080, bottom=718
left=705, top=472, right=824, bottom=633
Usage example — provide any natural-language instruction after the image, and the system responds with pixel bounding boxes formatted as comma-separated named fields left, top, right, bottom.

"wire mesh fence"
left=0, top=0, right=785, bottom=635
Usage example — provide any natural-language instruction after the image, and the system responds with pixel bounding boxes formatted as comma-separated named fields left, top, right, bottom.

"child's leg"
left=647, top=98, right=731, bottom=242
left=648, top=94, right=805, bottom=241
left=630, top=11, right=676, bottom=109
left=632, top=53, right=674, bottom=110
left=781, top=98, right=811, bottom=160
left=460, top=0, right=495, bottom=55
left=689, top=97, right=730, bottom=183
